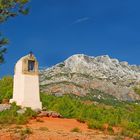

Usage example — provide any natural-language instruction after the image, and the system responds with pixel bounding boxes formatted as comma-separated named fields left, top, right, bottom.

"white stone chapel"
left=10, top=52, right=42, bottom=110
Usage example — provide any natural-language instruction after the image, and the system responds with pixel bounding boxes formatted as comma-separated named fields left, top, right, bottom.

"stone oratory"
left=10, top=52, right=42, bottom=110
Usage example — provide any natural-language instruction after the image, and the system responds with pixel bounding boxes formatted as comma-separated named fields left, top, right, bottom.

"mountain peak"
left=40, top=54, right=140, bottom=101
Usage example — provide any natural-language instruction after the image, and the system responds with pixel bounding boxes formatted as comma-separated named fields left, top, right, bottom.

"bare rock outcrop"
left=38, top=111, right=62, bottom=118
left=0, top=104, right=11, bottom=112
left=40, top=54, right=140, bottom=101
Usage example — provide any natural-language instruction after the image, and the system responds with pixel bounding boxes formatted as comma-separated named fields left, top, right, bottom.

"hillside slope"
left=40, top=54, right=140, bottom=101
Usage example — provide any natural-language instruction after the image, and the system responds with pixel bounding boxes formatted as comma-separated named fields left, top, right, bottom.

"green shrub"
left=24, top=108, right=37, bottom=118
left=0, top=103, right=37, bottom=125
left=0, top=103, right=19, bottom=124
left=107, top=126, right=114, bottom=134
left=20, top=127, right=32, bottom=140
left=121, top=129, right=134, bottom=138
left=0, top=76, right=13, bottom=103
left=127, top=122, right=140, bottom=132
left=20, top=127, right=32, bottom=135
left=71, top=127, right=81, bottom=133
left=16, top=115, right=28, bottom=125
left=76, top=117, right=85, bottom=123
left=133, top=87, right=140, bottom=95
left=88, top=120, right=103, bottom=130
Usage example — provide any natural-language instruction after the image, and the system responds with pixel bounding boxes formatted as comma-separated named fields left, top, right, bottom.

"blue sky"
left=1, top=0, right=140, bottom=77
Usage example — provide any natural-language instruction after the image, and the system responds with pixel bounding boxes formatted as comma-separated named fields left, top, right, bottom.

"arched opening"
left=28, top=60, right=35, bottom=72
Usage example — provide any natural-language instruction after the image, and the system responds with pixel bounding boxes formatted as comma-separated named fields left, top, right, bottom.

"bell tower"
left=10, top=53, right=42, bottom=110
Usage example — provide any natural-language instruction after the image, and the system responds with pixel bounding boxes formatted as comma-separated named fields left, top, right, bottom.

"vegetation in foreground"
left=0, top=76, right=13, bottom=103
left=0, top=102, right=37, bottom=125
left=0, top=76, right=140, bottom=139
left=41, top=94, right=140, bottom=139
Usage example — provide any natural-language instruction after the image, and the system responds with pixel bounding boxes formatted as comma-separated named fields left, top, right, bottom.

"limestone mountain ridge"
left=40, top=54, right=140, bottom=101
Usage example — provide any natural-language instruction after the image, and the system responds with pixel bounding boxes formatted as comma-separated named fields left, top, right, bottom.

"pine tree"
left=0, top=0, right=29, bottom=63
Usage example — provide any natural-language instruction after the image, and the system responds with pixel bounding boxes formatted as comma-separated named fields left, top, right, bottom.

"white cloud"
left=72, top=17, right=90, bottom=25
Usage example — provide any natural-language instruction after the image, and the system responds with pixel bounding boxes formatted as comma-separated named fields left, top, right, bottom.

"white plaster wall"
left=11, top=59, right=24, bottom=105
left=21, top=75, right=42, bottom=109
left=10, top=55, right=42, bottom=110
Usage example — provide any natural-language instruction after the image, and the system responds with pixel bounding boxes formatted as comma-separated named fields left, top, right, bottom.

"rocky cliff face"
left=40, top=54, right=140, bottom=101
